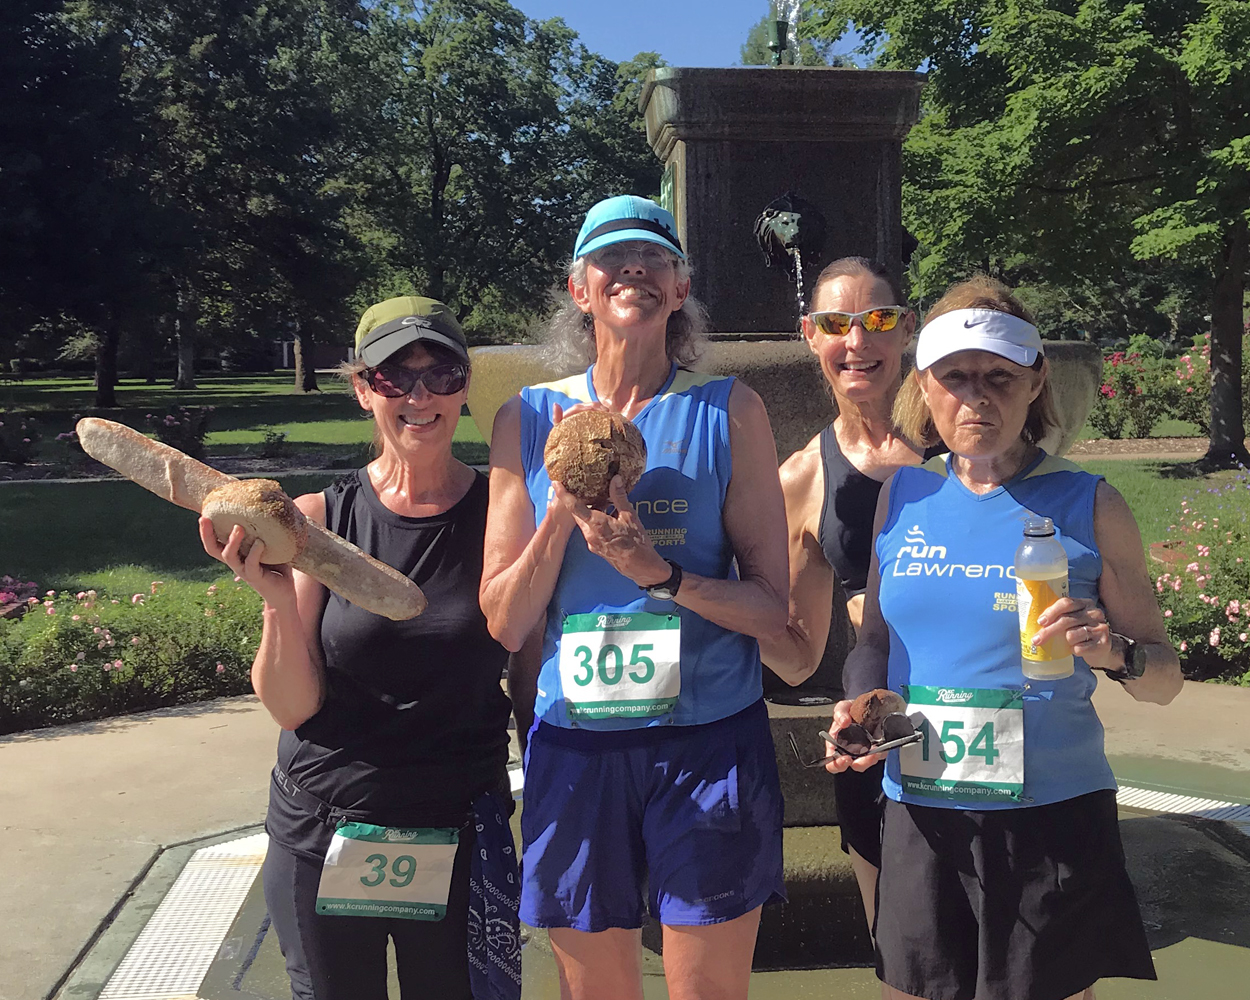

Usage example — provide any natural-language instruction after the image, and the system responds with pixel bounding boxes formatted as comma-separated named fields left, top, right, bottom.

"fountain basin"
left=467, top=338, right=1102, bottom=462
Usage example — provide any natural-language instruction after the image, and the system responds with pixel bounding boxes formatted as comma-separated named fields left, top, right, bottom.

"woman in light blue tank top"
left=480, top=197, right=790, bottom=1000
left=826, top=277, right=1182, bottom=1000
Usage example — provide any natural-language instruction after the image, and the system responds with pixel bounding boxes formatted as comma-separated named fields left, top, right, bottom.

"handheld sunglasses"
left=786, top=714, right=924, bottom=768
left=808, top=306, right=909, bottom=337
left=364, top=362, right=468, bottom=398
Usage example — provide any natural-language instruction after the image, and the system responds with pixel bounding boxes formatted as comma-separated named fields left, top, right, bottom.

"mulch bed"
left=1066, top=436, right=1209, bottom=457
left=0, top=451, right=354, bottom=482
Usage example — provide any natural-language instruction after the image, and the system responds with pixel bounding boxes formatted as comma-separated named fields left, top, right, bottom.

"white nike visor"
left=915, top=308, right=1043, bottom=371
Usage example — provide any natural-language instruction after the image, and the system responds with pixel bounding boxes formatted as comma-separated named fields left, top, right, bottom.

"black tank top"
left=817, top=424, right=942, bottom=596
left=266, top=469, right=511, bottom=859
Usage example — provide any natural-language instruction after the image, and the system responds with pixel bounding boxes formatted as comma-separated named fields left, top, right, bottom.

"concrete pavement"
left=3, top=677, right=1249, bottom=1000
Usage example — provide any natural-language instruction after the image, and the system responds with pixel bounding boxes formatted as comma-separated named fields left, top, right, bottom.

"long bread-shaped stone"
left=76, top=418, right=426, bottom=620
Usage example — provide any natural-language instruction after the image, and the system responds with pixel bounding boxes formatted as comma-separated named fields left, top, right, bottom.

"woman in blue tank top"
left=481, top=196, right=790, bottom=1000
left=827, top=277, right=1182, bottom=1000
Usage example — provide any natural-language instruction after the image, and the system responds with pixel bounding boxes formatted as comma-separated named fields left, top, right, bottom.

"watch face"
left=647, top=585, right=675, bottom=601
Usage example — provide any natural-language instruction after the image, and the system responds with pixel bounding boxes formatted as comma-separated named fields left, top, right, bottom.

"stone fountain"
left=466, top=58, right=1103, bottom=971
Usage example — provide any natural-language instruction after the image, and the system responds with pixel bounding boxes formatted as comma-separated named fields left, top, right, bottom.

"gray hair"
left=543, top=256, right=709, bottom=374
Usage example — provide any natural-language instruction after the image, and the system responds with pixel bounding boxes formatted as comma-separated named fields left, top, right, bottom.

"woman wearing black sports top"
left=759, top=257, right=931, bottom=933
left=199, top=296, right=519, bottom=1000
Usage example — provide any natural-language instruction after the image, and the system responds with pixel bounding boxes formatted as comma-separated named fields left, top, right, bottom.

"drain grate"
left=1117, top=783, right=1250, bottom=836
left=98, top=834, right=267, bottom=1000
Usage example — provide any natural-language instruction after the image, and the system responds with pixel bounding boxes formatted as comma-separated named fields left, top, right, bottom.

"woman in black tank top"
left=757, top=258, right=933, bottom=937
left=198, top=297, right=518, bottom=1000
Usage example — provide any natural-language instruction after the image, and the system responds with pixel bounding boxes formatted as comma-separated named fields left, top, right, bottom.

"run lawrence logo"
left=936, top=688, right=975, bottom=704
left=597, top=614, right=632, bottom=629
left=891, top=526, right=1017, bottom=581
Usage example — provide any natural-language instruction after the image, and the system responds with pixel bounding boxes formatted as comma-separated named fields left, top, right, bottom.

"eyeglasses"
left=363, top=362, right=468, bottom=398
left=786, top=716, right=924, bottom=767
left=588, top=243, right=678, bottom=271
left=808, top=306, right=908, bottom=337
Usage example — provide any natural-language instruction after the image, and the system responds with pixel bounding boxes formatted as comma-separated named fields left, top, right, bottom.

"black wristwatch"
left=641, top=559, right=682, bottom=602
left=1103, top=632, right=1144, bottom=682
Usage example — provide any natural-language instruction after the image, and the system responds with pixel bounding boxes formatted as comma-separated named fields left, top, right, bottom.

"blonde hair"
left=893, top=275, right=1060, bottom=447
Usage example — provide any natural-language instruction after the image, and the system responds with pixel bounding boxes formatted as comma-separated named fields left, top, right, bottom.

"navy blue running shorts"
left=519, top=699, right=786, bottom=931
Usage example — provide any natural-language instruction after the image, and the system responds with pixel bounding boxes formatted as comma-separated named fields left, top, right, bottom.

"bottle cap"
left=1023, top=515, right=1055, bottom=537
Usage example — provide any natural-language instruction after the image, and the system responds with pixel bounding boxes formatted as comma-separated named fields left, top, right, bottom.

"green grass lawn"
left=3, top=455, right=1237, bottom=594
left=2, top=373, right=488, bottom=465
left=1072, top=458, right=1239, bottom=547
left=1076, top=416, right=1202, bottom=440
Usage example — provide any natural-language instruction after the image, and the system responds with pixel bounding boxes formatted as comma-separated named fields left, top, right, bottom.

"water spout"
left=753, top=192, right=827, bottom=332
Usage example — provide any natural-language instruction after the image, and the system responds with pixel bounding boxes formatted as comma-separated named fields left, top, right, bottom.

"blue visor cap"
left=574, top=195, right=685, bottom=261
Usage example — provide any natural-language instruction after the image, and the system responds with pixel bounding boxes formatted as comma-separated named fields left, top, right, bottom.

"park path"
left=2, top=679, right=1248, bottom=1000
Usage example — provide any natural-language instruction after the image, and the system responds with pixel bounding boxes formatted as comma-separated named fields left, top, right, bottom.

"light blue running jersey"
left=519, top=363, right=762, bottom=729
left=876, top=451, right=1117, bottom=809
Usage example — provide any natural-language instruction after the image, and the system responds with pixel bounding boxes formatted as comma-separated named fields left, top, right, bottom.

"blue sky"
left=513, top=1, right=858, bottom=67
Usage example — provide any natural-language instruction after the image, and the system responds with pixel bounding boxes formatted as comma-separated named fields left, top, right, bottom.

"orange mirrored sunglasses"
left=809, top=306, right=908, bottom=337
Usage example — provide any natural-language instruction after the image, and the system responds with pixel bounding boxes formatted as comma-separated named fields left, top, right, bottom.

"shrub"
left=144, top=405, right=215, bottom=460
left=1170, top=336, right=1213, bottom=434
left=1088, top=351, right=1169, bottom=439
left=258, top=427, right=288, bottom=458
left=0, top=412, right=41, bottom=464
left=0, top=575, right=39, bottom=611
left=1153, top=472, right=1250, bottom=684
left=1167, top=331, right=1250, bottom=435
left=0, top=577, right=262, bottom=734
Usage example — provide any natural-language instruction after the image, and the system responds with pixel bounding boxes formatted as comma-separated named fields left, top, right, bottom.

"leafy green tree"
left=62, top=0, right=369, bottom=392
left=342, top=1, right=661, bottom=336
left=808, top=0, right=1250, bottom=466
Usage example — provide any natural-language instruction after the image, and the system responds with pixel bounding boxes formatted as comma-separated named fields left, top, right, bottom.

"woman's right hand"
left=824, top=699, right=886, bottom=774
left=198, top=518, right=297, bottom=610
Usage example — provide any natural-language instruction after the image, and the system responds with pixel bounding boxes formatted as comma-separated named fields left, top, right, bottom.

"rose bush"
left=0, top=412, right=41, bottom=464
left=0, top=576, right=261, bottom=733
left=144, top=405, right=215, bottom=460
left=1153, top=471, right=1250, bottom=684
left=1088, top=351, right=1170, bottom=439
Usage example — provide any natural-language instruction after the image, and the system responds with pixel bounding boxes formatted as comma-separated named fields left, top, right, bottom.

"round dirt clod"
left=849, top=689, right=907, bottom=740
left=201, top=479, right=308, bottom=565
left=544, top=410, right=647, bottom=508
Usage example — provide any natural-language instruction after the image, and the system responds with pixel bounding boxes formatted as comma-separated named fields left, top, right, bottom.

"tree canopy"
left=0, top=0, right=661, bottom=401
left=808, top=0, right=1250, bottom=466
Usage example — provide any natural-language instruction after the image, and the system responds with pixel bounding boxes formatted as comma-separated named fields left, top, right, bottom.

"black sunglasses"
left=787, top=716, right=925, bottom=768
left=364, top=362, right=468, bottom=398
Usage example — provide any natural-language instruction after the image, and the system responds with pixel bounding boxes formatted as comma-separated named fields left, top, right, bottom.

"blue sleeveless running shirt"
left=875, top=451, right=1117, bottom=809
left=519, top=363, right=761, bottom=729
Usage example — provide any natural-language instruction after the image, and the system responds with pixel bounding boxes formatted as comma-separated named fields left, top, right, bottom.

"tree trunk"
left=1203, top=217, right=1249, bottom=468
left=94, top=322, right=120, bottom=408
left=136, top=315, right=160, bottom=384
left=174, top=289, right=196, bottom=390
left=293, top=319, right=319, bottom=392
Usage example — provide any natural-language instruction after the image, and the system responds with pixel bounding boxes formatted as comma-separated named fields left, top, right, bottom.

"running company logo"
left=890, top=526, right=1016, bottom=581
left=936, top=689, right=975, bottom=704
left=597, top=614, right=633, bottom=629
left=384, top=828, right=416, bottom=842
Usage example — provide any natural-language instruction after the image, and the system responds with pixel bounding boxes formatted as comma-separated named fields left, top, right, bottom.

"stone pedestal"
left=640, top=67, right=926, bottom=332
left=467, top=340, right=1101, bottom=462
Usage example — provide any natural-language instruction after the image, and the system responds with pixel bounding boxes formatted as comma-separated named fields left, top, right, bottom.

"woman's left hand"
left=562, top=474, right=671, bottom=587
left=1032, top=596, right=1117, bottom=671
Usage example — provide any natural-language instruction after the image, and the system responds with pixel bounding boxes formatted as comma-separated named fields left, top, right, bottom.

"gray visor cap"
left=356, top=316, right=470, bottom=367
